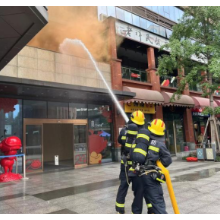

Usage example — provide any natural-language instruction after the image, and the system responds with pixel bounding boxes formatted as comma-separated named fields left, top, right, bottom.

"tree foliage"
left=157, top=6, right=220, bottom=114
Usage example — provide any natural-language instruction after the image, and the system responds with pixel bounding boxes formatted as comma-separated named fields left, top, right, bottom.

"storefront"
left=192, top=109, right=209, bottom=146
left=0, top=78, right=134, bottom=173
left=161, top=92, right=195, bottom=155
left=191, top=96, right=218, bottom=147
left=163, top=106, right=185, bottom=154
left=123, top=86, right=164, bottom=126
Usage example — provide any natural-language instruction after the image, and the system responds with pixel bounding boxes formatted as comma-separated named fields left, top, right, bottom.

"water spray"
left=61, top=39, right=129, bottom=123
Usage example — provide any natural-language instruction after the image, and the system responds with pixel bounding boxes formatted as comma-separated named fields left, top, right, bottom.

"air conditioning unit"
left=100, top=13, right=108, bottom=21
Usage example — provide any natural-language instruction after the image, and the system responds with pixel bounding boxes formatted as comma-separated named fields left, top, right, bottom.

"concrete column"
left=108, top=18, right=124, bottom=161
left=147, top=47, right=163, bottom=119
left=179, top=68, right=195, bottom=145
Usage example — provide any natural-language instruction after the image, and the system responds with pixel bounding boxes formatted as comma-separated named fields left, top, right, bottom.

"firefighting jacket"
left=131, top=128, right=172, bottom=168
left=118, top=123, right=139, bottom=156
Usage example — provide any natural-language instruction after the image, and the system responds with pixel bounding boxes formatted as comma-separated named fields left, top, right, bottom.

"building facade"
left=97, top=6, right=220, bottom=157
left=0, top=7, right=134, bottom=173
left=1, top=6, right=220, bottom=175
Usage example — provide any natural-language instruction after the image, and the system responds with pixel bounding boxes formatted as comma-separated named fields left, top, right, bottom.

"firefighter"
left=131, top=119, right=172, bottom=214
left=115, top=110, right=145, bottom=214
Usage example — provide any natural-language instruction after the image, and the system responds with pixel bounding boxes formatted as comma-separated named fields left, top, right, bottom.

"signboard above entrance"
left=125, top=102, right=155, bottom=114
left=115, top=21, right=206, bottom=63
left=115, top=20, right=169, bottom=50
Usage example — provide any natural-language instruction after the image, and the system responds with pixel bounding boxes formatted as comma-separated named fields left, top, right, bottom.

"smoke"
left=28, top=6, right=122, bottom=62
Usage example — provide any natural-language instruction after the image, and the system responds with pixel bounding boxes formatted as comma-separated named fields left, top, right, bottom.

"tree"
left=157, top=6, right=220, bottom=149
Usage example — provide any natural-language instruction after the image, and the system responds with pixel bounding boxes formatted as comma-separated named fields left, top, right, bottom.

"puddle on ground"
left=173, top=168, right=220, bottom=182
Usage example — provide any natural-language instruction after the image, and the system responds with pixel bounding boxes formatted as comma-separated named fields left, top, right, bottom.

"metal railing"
left=122, top=66, right=147, bottom=82
left=189, top=83, right=202, bottom=92
left=160, top=75, right=177, bottom=88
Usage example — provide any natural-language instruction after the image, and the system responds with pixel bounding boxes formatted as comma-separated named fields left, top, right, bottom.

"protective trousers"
left=141, top=174, right=167, bottom=214
left=131, top=175, right=144, bottom=214
left=115, top=163, right=129, bottom=214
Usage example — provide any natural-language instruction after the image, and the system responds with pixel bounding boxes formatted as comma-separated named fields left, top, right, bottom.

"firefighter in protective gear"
left=115, top=110, right=145, bottom=214
left=131, top=119, right=172, bottom=214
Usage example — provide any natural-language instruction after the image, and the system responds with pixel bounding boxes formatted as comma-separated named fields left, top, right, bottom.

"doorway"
left=23, top=119, right=88, bottom=173
left=43, top=124, right=73, bottom=171
left=164, top=120, right=185, bottom=155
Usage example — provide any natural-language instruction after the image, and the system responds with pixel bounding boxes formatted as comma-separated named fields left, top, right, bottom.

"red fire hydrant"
left=0, top=136, right=22, bottom=182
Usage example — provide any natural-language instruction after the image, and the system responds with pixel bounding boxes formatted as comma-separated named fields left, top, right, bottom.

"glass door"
left=164, top=120, right=176, bottom=155
left=175, top=120, right=185, bottom=153
left=24, top=124, right=43, bottom=173
left=73, top=125, right=88, bottom=168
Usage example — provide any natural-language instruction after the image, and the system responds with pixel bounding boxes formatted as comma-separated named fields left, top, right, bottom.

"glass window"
left=23, top=100, right=47, bottom=119
left=69, top=103, right=88, bottom=119
left=147, top=20, right=154, bottom=33
left=170, top=6, right=176, bottom=21
left=140, top=17, right=148, bottom=30
left=152, top=6, right=158, bottom=14
left=145, top=6, right=152, bottom=10
left=0, top=98, right=22, bottom=173
left=124, top=11, right=132, bottom=24
left=132, top=14, right=140, bottom=27
left=164, top=6, right=170, bottom=14
left=116, top=7, right=125, bottom=21
left=88, top=104, right=112, bottom=164
left=25, top=125, right=43, bottom=173
left=166, top=29, right=173, bottom=39
left=107, top=6, right=116, bottom=17
left=74, top=125, right=87, bottom=166
left=158, top=6, right=165, bottom=17
left=48, top=102, right=68, bottom=119
left=159, top=26, right=166, bottom=37
left=0, top=98, right=22, bottom=140
left=98, top=6, right=107, bottom=17
left=175, top=7, right=180, bottom=22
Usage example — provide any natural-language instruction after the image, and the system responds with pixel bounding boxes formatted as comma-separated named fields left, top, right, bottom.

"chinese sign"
left=115, top=21, right=169, bottom=50
left=124, top=102, right=155, bottom=114
left=115, top=21, right=206, bottom=63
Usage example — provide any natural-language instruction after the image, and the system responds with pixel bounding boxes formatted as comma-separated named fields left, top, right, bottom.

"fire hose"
left=156, top=160, right=180, bottom=214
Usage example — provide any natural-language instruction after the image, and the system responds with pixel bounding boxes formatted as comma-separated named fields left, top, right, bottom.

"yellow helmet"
left=148, top=119, right=165, bottom=136
left=130, top=110, right=145, bottom=125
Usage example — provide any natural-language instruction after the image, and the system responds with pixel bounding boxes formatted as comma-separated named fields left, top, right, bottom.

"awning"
left=0, top=76, right=135, bottom=104
left=192, top=96, right=218, bottom=108
left=123, top=86, right=164, bottom=104
left=161, top=92, right=194, bottom=107
left=0, top=7, right=48, bottom=71
left=215, top=99, right=220, bottom=107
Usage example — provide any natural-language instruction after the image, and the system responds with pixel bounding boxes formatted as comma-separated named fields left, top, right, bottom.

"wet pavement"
left=1, top=158, right=220, bottom=214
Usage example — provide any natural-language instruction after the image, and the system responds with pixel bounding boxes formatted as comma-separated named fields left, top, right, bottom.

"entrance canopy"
left=0, top=6, right=48, bottom=71
left=192, top=96, right=218, bottom=108
left=161, top=92, right=194, bottom=108
left=0, top=76, right=135, bottom=104
left=123, top=86, right=164, bottom=104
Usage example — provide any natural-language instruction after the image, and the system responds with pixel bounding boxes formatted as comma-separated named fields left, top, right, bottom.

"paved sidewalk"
left=1, top=158, right=220, bottom=214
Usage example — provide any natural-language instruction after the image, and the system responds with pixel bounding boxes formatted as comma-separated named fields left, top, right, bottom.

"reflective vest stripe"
left=127, top=130, right=138, bottom=135
left=127, top=161, right=132, bottom=165
left=149, top=146, right=160, bottom=152
left=121, top=160, right=124, bottom=164
left=132, top=144, right=136, bottom=148
left=129, top=167, right=135, bottom=171
left=137, top=134, right=150, bottom=141
left=133, top=148, right=147, bottom=156
left=147, top=203, right=153, bottom=208
left=156, top=178, right=165, bottom=183
left=125, top=143, right=132, bottom=148
left=121, top=136, right=126, bottom=140
left=116, top=202, right=125, bottom=208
